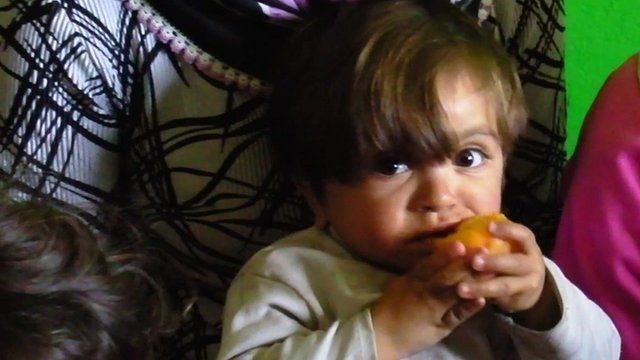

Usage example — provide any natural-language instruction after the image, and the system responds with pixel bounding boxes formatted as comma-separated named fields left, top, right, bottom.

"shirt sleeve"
left=496, top=258, right=621, bottom=359
left=217, top=272, right=378, bottom=360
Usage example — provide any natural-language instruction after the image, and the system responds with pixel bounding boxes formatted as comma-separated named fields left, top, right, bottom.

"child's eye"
left=454, top=148, right=486, bottom=168
left=373, top=158, right=410, bottom=176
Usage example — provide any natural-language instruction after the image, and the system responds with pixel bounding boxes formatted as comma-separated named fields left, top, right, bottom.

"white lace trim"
left=120, top=0, right=272, bottom=96
left=119, top=0, right=491, bottom=97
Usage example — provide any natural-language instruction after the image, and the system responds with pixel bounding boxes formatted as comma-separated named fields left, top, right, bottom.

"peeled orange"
left=432, top=213, right=513, bottom=255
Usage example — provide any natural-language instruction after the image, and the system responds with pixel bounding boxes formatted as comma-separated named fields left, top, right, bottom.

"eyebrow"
left=455, top=127, right=499, bottom=140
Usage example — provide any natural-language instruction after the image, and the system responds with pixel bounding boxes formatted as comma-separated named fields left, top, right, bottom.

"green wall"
left=565, top=0, right=640, bottom=156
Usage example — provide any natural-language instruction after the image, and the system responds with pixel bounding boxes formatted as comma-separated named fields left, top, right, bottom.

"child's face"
left=312, top=72, right=505, bottom=271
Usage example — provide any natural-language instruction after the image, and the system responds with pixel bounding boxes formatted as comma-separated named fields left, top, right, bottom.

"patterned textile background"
left=0, top=0, right=564, bottom=358
left=490, top=0, right=566, bottom=255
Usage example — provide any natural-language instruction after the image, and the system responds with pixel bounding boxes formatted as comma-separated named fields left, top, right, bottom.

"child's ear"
left=296, top=181, right=328, bottom=229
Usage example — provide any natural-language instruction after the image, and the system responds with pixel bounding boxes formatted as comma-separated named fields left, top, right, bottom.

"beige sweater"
left=218, top=227, right=620, bottom=360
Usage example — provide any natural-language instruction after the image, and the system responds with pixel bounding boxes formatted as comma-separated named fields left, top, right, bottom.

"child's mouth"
left=428, top=228, right=455, bottom=239
left=410, top=222, right=460, bottom=243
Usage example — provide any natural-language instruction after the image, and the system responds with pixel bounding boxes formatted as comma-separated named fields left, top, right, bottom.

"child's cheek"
left=368, top=207, right=407, bottom=236
left=474, top=184, right=502, bottom=214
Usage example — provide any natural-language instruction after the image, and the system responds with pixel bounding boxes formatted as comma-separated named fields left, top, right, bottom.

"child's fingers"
left=442, top=297, right=486, bottom=327
left=410, top=241, right=466, bottom=281
left=423, top=260, right=473, bottom=289
left=488, top=220, right=539, bottom=255
left=457, top=275, right=532, bottom=300
left=470, top=252, right=534, bottom=276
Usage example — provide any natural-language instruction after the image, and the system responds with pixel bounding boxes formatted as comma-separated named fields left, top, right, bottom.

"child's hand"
left=456, top=220, right=560, bottom=329
left=371, top=243, right=486, bottom=360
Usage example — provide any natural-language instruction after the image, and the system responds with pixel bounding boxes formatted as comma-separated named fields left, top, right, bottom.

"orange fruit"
left=432, top=213, right=513, bottom=254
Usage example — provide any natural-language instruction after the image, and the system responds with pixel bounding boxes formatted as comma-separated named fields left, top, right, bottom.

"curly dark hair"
left=0, top=197, right=176, bottom=360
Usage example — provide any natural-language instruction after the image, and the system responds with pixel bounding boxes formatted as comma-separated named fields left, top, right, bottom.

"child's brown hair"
left=268, top=0, right=527, bottom=197
left=0, top=198, right=175, bottom=359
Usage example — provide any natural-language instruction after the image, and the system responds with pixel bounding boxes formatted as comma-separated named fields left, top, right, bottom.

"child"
left=0, top=197, right=175, bottom=359
left=218, top=1, right=620, bottom=359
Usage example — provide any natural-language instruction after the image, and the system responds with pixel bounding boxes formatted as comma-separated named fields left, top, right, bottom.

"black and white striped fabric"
left=0, top=0, right=565, bottom=357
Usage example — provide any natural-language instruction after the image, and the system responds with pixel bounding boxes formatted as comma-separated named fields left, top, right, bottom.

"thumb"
left=442, top=298, right=486, bottom=328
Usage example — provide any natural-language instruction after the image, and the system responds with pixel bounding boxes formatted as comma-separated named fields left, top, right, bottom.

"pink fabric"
left=553, top=54, right=640, bottom=360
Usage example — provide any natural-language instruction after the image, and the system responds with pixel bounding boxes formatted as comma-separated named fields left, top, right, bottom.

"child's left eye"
left=454, top=148, right=485, bottom=168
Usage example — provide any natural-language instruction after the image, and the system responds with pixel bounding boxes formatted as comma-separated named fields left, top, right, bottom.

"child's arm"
left=217, top=239, right=482, bottom=360
left=217, top=233, right=398, bottom=360
left=457, top=220, right=621, bottom=358
left=217, top=272, right=378, bottom=359
left=493, top=260, right=620, bottom=359
left=370, top=243, right=486, bottom=360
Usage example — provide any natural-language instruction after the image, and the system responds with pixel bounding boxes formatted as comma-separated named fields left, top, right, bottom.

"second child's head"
left=269, top=0, right=527, bottom=271
left=0, top=199, right=173, bottom=359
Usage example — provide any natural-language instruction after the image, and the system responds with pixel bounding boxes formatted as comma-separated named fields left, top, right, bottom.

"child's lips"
left=409, top=222, right=460, bottom=244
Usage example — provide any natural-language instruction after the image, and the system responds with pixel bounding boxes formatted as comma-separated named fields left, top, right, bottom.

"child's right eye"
left=373, top=158, right=410, bottom=176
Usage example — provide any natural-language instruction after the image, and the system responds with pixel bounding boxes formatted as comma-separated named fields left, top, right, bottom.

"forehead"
left=434, top=64, right=500, bottom=139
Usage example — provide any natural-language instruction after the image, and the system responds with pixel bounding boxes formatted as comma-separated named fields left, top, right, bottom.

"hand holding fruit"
left=445, top=215, right=558, bottom=330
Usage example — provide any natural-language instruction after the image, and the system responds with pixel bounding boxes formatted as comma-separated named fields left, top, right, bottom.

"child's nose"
left=411, top=168, right=456, bottom=213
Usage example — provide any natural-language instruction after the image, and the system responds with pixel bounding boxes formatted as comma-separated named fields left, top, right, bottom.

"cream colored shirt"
left=218, top=227, right=620, bottom=359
